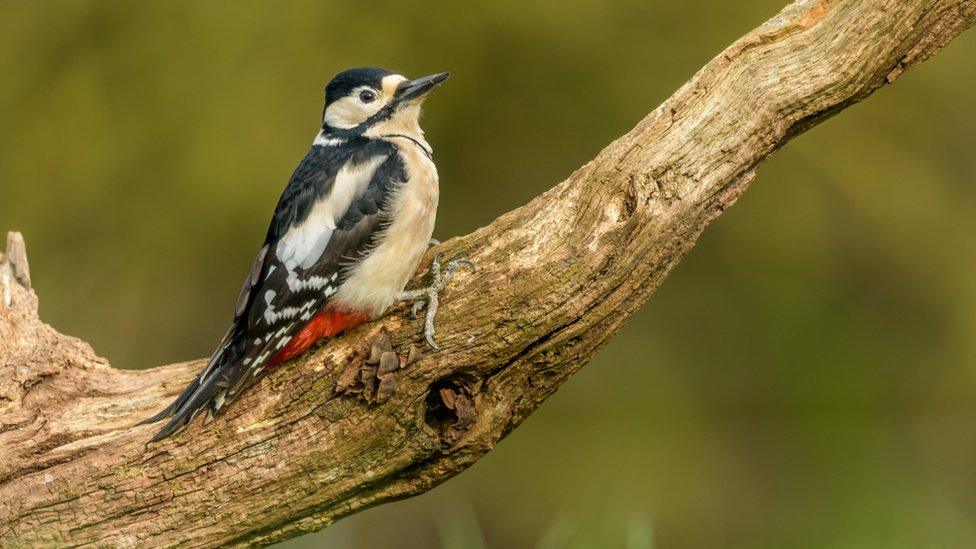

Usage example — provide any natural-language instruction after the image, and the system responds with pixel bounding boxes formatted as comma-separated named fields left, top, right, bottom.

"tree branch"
left=2, top=0, right=973, bottom=546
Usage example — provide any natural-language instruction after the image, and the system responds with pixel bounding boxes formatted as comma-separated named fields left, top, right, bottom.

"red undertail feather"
left=268, top=308, right=367, bottom=368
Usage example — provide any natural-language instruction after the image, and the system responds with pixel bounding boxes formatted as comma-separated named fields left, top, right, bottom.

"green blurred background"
left=2, top=1, right=975, bottom=547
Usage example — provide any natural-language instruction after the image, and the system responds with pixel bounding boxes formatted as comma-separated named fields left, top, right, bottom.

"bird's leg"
left=396, top=251, right=475, bottom=350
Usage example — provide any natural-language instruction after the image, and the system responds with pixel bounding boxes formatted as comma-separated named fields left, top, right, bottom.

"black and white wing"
left=144, top=139, right=406, bottom=440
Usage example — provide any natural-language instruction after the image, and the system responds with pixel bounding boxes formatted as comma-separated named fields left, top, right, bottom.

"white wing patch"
left=275, top=154, right=387, bottom=271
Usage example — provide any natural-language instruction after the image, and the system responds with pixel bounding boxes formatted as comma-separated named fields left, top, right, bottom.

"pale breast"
left=331, top=138, right=439, bottom=317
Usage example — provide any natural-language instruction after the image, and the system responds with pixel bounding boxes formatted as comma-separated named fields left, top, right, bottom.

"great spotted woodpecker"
left=143, top=68, right=467, bottom=441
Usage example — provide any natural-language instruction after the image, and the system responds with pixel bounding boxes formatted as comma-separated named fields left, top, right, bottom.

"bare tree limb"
left=2, top=0, right=973, bottom=546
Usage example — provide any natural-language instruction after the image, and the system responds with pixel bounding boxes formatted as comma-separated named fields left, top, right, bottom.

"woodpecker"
left=142, top=67, right=467, bottom=441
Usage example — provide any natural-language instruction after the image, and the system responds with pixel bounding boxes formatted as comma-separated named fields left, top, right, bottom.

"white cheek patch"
left=324, top=96, right=366, bottom=129
left=323, top=86, right=388, bottom=129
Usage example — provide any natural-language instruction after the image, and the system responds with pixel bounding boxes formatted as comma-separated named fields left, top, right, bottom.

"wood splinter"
left=338, top=332, right=408, bottom=402
left=1, top=231, right=31, bottom=307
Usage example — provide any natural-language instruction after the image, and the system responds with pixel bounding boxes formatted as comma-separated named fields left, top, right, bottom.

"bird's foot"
left=395, top=252, right=475, bottom=350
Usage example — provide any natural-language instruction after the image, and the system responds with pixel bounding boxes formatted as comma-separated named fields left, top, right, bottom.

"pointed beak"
left=395, top=71, right=450, bottom=102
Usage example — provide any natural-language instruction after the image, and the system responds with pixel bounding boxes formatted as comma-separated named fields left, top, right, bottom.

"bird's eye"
left=359, top=89, right=377, bottom=103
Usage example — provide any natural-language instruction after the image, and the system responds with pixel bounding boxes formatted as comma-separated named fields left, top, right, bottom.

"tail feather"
left=148, top=375, right=223, bottom=441
left=141, top=335, right=255, bottom=441
left=136, top=375, right=201, bottom=427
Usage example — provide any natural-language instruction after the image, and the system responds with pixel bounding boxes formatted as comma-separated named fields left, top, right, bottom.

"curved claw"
left=428, top=238, right=441, bottom=247
left=411, top=300, right=426, bottom=318
left=445, top=258, right=476, bottom=276
left=425, top=332, right=440, bottom=350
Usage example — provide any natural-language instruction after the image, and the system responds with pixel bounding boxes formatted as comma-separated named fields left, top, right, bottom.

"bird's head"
left=321, top=67, right=449, bottom=137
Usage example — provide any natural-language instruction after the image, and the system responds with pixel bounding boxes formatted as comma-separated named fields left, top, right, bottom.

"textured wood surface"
left=1, top=0, right=973, bottom=546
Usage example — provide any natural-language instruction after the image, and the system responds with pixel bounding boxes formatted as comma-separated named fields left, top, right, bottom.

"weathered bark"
left=1, top=0, right=973, bottom=546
